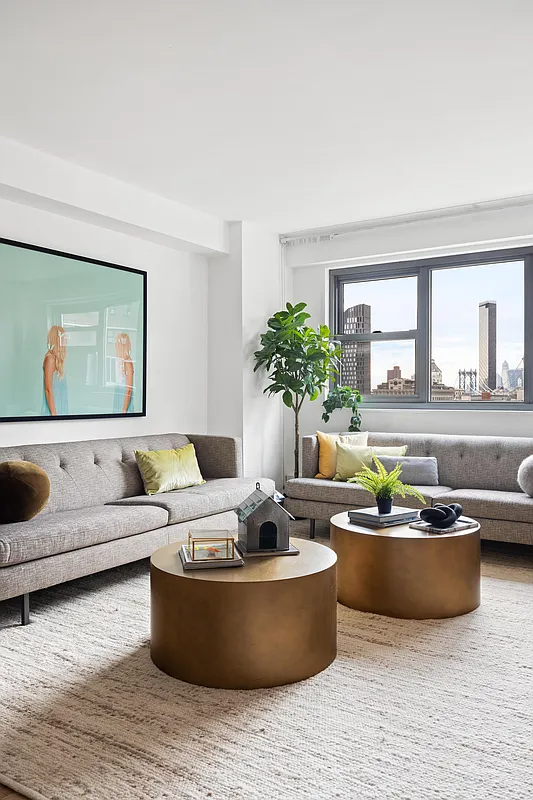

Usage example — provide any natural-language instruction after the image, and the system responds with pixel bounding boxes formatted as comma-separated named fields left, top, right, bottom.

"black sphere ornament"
left=419, top=503, right=463, bottom=529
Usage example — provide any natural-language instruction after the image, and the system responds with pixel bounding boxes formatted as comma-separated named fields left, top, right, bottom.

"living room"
left=1, top=2, right=532, bottom=799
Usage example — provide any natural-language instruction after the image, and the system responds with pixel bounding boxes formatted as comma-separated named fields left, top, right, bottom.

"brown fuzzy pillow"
left=0, top=461, right=51, bottom=524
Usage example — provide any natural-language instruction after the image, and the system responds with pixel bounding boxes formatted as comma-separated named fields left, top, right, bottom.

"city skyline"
left=343, top=261, right=524, bottom=392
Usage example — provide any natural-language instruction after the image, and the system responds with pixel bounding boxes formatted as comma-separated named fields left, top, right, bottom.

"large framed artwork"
left=0, top=238, right=146, bottom=422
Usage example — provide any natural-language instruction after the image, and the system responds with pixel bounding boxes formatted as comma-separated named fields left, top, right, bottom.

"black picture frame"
left=0, top=237, right=147, bottom=423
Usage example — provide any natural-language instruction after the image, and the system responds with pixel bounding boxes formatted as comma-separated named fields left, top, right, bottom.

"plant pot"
left=376, top=497, right=392, bottom=515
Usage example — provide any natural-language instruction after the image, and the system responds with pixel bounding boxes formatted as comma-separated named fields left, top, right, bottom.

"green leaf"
left=293, top=302, right=307, bottom=314
left=282, top=390, right=293, bottom=408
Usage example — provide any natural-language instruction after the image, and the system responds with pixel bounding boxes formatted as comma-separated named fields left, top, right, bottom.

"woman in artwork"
left=113, top=332, right=134, bottom=414
left=42, top=325, right=68, bottom=416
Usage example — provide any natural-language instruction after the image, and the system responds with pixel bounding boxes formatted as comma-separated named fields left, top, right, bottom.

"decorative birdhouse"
left=235, top=483, right=297, bottom=556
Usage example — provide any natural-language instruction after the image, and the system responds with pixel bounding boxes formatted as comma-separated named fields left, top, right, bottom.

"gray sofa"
left=0, top=432, right=274, bottom=623
left=284, top=431, right=533, bottom=545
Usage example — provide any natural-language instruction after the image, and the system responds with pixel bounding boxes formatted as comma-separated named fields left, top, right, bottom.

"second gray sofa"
left=0, top=432, right=274, bottom=621
left=284, top=431, right=533, bottom=545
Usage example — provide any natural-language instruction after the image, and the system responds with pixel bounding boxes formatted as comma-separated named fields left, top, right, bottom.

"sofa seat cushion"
left=111, top=477, right=276, bottom=525
left=0, top=504, right=169, bottom=567
left=284, top=478, right=452, bottom=509
left=435, top=489, right=533, bottom=524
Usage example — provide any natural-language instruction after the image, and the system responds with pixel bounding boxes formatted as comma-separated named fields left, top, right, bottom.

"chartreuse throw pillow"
left=334, top=442, right=408, bottom=482
left=315, top=431, right=369, bottom=479
left=135, top=444, right=205, bottom=495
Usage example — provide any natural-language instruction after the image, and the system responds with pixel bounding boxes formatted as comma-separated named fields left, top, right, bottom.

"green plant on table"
left=322, top=385, right=362, bottom=432
left=348, top=455, right=426, bottom=503
left=253, top=302, right=341, bottom=477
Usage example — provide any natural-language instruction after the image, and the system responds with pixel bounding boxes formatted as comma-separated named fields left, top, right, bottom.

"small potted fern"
left=348, top=456, right=425, bottom=514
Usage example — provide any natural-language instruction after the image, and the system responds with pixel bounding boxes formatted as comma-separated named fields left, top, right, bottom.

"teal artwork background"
left=0, top=240, right=145, bottom=420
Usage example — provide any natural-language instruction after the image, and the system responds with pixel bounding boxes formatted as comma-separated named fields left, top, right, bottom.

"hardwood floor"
left=0, top=784, right=27, bottom=799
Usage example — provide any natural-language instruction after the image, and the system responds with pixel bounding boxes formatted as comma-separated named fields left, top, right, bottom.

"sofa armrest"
left=302, top=435, right=319, bottom=478
left=186, top=434, right=243, bottom=479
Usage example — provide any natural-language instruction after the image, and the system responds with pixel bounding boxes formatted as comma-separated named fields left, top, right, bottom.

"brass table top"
left=151, top=536, right=337, bottom=583
left=330, top=511, right=480, bottom=539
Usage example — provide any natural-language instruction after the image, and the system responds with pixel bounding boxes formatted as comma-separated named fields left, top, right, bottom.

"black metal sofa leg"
left=20, top=593, right=30, bottom=626
left=310, top=519, right=316, bottom=539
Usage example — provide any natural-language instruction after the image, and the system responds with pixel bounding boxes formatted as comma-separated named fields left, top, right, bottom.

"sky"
left=343, top=262, right=524, bottom=390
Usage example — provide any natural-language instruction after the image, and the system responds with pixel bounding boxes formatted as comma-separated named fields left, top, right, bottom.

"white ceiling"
left=2, top=0, right=533, bottom=233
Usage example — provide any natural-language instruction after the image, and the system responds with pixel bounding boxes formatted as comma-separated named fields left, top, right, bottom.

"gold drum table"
left=150, top=538, right=337, bottom=688
left=330, top=512, right=480, bottom=619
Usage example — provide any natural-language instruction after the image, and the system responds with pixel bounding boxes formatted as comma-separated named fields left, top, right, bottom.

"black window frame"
left=329, top=246, right=533, bottom=410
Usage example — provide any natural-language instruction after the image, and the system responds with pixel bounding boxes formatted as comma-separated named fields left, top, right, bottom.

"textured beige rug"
left=1, top=540, right=532, bottom=800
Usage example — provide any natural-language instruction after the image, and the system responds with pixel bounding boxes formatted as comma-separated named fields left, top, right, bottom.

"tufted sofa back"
left=0, top=433, right=190, bottom=514
left=302, top=431, right=533, bottom=492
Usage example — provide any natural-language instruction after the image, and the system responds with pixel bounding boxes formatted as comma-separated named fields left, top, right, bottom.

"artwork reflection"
left=0, top=238, right=146, bottom=422
left=42, top=325, right=69, bottom=416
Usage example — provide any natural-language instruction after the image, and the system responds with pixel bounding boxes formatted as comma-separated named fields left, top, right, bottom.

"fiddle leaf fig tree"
left=254, top=302, right=341, bottom=477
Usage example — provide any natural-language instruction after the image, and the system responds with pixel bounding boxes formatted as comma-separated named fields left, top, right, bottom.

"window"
left=339, top=275, right=418, bottom=397
left=330, top=248, right=532, bottom=407
left=431, top=262, right=524, bottom=402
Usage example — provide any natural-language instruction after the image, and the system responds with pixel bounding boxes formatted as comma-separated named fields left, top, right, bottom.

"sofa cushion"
left=375, top=456, right=439, bottom=486
left=135, top=443, right=205, bottom=495
left=434, top=489, right=533, bottom=524
left=111, top=477, right=276, bottom=525
left=517, top=455, right=533, bottom=497
left=333, top=443, right=408, bottom=482
left=315, top=431, right=369, bottom=479
left=284, top=477, right=452, bottom=509
left=0, top=504, right=169, bottom=567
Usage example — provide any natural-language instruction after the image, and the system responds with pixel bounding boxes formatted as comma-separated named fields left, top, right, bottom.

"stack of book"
left=348, top=506, right=420, bottom=528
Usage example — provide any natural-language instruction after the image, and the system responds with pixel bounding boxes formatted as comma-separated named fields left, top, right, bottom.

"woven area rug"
left=1, top=540, right=533, bottom=800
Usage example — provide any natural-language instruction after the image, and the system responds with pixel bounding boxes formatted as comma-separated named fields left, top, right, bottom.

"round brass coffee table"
left=150, top=538, right=337, bottom=688
left=330, top=512, right=480, bottom=619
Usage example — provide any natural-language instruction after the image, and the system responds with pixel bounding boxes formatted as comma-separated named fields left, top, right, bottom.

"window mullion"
left=416, top=266, right=430, bottom=403
left=524, top=256, right=533, bottom=404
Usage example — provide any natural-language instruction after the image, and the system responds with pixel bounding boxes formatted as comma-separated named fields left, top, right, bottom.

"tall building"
left=479, top=301, right=497, bottom=391
left=387, top=365, right=402, bottom=381
left=431, top=359, right=443, bottom=385
left=501, top=360, right=509, bottom=389
left=342, top=304, right=371, bottom=395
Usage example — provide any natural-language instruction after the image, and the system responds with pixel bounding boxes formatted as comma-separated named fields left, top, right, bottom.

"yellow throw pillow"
left=315, top=430, right=369, bottom=479
left=334, top=443, right=408, bottom=482
left=135, top=444, right=205, bottom=495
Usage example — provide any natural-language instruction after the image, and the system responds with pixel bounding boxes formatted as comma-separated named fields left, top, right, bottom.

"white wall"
left=208, top=222, right=283, bottom=486
left=241, top=222, right=283, bottom=485
left=207, top=223, right=244, bottom=439
left=284, top=204, right=533, bottom=474
left=0, top=197, right=208, bottom=447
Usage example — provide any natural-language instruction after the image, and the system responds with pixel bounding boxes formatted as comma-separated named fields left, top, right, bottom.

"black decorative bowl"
left=419, top=503, right=463, bottom=529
